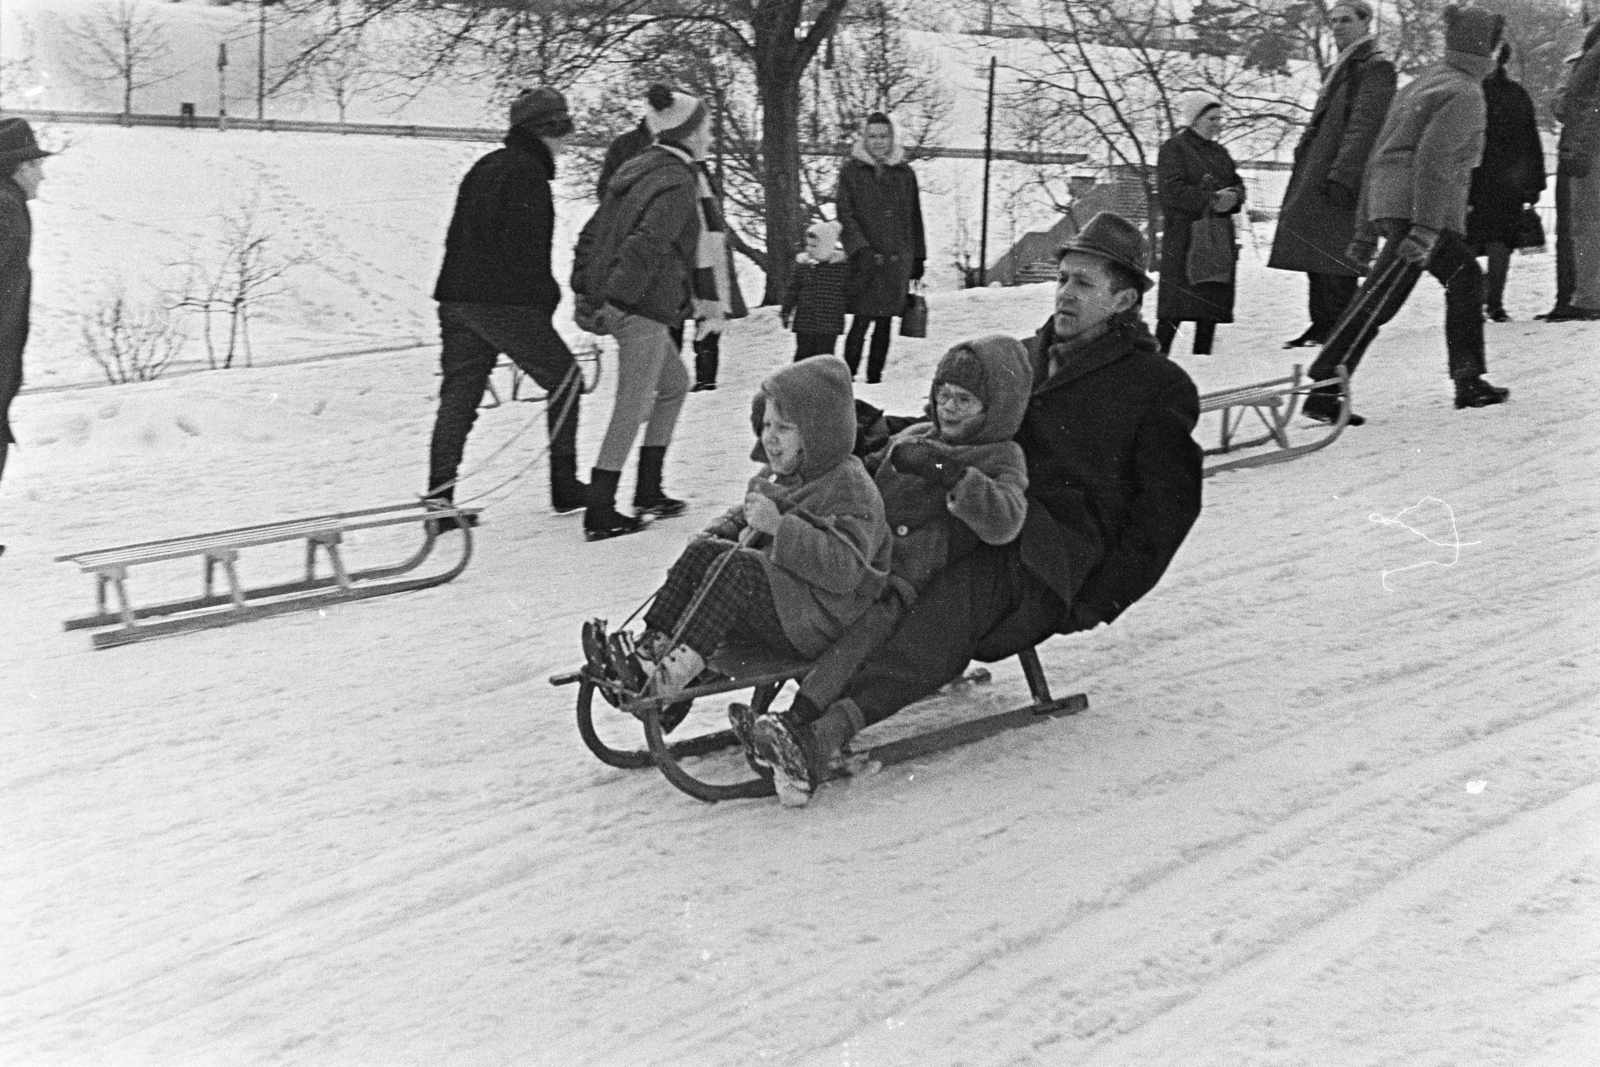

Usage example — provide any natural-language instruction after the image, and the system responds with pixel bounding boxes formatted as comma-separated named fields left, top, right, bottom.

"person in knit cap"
left=747, top=334, right=1034, bottom=806
left=425, top=86, right=588, bottom=523
left=1155, top=91, right=1246, bottom=355
left=0, top=117, right=49, bottom=540
left=1304, top=4, right=1512, bottom=421
left=572, top=83, right=731, bottom=539
left=581, top=356, right=891, bottom=730
left=835, top=112, right=926, bottom=382
left=781, top=219, right=852, bottom=360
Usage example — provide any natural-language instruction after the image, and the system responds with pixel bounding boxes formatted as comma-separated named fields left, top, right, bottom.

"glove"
left=1321, top=180, right=1358, bottom=209
left=1344, top=233, right=1379, bottom=273
left=909, top=259, right=925, bottom=281
left=693, top=298, right=725, bottom=340
left=891, top=439, right=968, bottom=491
left=1395, top=225, right=1440, bottom=267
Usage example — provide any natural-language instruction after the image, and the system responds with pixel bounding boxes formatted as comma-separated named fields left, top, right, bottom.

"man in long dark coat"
left=1268, top=1, right=1396, bottom=348
left=1466, top=44, right=1546, bottom=322
left=748, top=214, right=1203, bottom=804
left=0, top=118, right=49, bottom=507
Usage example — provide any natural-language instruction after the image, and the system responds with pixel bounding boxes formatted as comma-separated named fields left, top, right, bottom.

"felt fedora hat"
left=1057, top=212, right=1154, bottom=292
left=0, top=118, right=51, bottom=168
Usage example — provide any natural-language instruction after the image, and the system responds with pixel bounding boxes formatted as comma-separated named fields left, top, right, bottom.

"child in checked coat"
left=746, top=334, right=1034, bottom=805
left=583, top=356, right=891, bottom=723
left=781, top=220, right=853, bottom=361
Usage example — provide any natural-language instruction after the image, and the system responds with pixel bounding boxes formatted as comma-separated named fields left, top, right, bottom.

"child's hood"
left=749, top=355, right=858, bottom=482
left=930, top=334, right=1034, bottom=445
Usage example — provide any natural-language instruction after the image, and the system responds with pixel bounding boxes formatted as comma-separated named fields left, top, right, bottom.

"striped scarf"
left=656, top=144, right=727, bottom=313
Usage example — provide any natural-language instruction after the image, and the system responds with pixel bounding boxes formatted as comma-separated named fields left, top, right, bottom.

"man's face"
left=864, top=123, right=894, bottom=161
left=14, top=159, right=43, bottom=200
left=1053, top=252, right=1137, bottom=340
left=1328, top=6, right=1369, bottom=50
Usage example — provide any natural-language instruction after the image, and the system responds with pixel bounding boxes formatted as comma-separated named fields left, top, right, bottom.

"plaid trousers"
left=644, top=537, right=798, bottom=659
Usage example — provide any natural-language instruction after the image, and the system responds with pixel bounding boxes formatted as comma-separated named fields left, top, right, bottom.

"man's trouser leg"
left=1308, top=272, right=1359, bottom=338
left=693, top=331, right=720, bottom=386
left=1572, top=167, right=1600, bottom=311
left=1554, top=163, right=1575, bottom=310
left=1482, top=242, right=1512, bottom=314
left=427, top=304, right=501, bottom=499
left=462, top=305, right=582, bottom=459
left=1431, top=232, right=1488, bottom=379
left=842, top=545, right=1064, bottom=729
left=1308, top=243, right=1423, bottom=384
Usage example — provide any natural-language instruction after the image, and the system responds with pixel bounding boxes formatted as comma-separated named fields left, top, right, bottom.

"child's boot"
left=646, top=643, right=705, bottom=699
left=751, top=710, right=822, bottom=807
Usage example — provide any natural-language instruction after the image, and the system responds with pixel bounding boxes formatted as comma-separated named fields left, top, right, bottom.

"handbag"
left=1186, top=209, right=1236, bottom=285
left=1513, top=207, right=1547, bottom=250
left=900, top=282, right=928, bottom=338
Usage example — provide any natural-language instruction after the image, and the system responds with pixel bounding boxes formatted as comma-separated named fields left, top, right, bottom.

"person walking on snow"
left=782, top=220, right=852, bottom=360
left=0, top=119, right=50, bottom=560
left=1268, top=1, right=1397, bottom=348
left=1543, top=21, right=1600, bottom=321
left=835, top=112, right=926, bottom=383
left=425, top=87, right=588, bottom=523
left=572, top=84, right=723, bottom=540
left=1303, top=5, right=1512, bottom=424
left=1466, top=42, right=1546, bottom=323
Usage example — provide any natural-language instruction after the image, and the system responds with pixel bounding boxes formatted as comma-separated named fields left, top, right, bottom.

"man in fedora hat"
left=1, top=117, right=49, bottom=511
left=746, top=212, right=1204, bottom=800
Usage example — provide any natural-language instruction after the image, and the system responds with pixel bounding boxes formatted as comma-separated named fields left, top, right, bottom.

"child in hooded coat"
left=781, top=220, right=852, bottom=360
left=585, top=355, right=891, bottom=710
left=748, top=334, right=1033, bottom=805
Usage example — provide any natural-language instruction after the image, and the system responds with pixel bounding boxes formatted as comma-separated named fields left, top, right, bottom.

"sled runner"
left=56, top=500, right=480, bottom=649
left=1198, top=364, right=1351, bottom=476
left=479, top=342, right=604, bottom=409
left=552, top=643, right=1087, bottom=803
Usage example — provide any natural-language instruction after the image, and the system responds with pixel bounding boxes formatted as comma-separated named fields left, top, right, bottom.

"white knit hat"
left=643, top=83, right=708, bottom=142
left=1177, top=91, right=1223, bottom=130
left=808, top=220, right=842, bottom=251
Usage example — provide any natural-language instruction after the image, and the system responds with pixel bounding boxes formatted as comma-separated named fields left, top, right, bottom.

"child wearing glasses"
left=741, top=334, right=1035, bottom=804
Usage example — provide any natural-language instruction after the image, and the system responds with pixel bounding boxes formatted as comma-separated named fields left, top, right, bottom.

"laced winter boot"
left=581, top=618, right=619, bottom=707
left=1300, top=387, right=1365, bottom=427
left=584, top=468, right=647, bottom=541
left=646, top=643, right=706, bottom=700
left=728, top=702, right=769, bottom=772
left=1454, top=376, right=1510, bottom=409
left=751, top=710, right=822, bottom=808
left=632, top=446, right=687, bottom=518
left=550, top=453, right=588, bottom=514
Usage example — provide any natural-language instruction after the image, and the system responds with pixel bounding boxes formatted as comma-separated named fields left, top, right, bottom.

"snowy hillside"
left=4, top=248, right=1598, bottom=1064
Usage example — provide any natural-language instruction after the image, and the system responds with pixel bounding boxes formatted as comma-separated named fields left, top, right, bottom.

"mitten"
left=891, top=440, right=968, bottom=491
left=1395, top=225, right=1440, bottom=267
left=1321, top=180, right=1358, bottom=209
left=1344, top=233, right=1379, bottom=273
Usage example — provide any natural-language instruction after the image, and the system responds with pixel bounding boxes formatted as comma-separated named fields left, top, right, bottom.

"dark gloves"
left=1344, top=233, right=1379, bottom=273
left=891, top=440, right=968, bottom=491
left=909, top=259, right=925, bottom=281
left=1321, top=180, right=1358, bottom=209
left=1395, top=225, right=1440, bottom=267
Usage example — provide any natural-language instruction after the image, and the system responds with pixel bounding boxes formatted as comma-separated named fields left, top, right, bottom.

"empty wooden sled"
left=1199, top=364, right=1351, bottom=477
left=56, top=501, right=480, bottom=649
left=552, top=643, right=1087, bottom=803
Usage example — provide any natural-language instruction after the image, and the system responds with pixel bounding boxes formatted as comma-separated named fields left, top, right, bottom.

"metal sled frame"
left=1200, top=364, right=1351, bottom=476
left=479, top=343, right=604, bottom=409
left=56, top=501, right=480, bottom=649
left=553, top=644, right=1088, bottom=803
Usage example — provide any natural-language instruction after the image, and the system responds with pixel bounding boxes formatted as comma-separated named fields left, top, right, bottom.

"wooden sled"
left=1199, top=364, right=1351, bottom=477
left=56, top=501, right=480, bottom=649
left=479, top=342, right=604, bottom=409
left=552, top=643, right=1087, bottom=803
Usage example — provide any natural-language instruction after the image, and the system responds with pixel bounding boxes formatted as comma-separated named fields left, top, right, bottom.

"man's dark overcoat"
left=0, top=175, right=31, bottom=448
left=1155, top=128, right=1246, bottom=323
left=1268, top=40, right=1397, bottom=276
left=1466, top=68, right=1546, bottom=247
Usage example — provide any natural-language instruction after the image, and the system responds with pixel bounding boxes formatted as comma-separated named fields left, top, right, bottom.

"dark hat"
left=0, top=118, right=51, bottom=168
left=1057, top=212, right=1154, bottom=293
left=1443, top=5, right=1504, bottom=58
left=509, top=87, right=574, bottom=135
left=865, top=111, right=893, bottom=128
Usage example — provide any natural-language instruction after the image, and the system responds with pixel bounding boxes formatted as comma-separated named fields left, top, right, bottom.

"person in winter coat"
left=835, top=112, right=926, bottom=383
left=1304, top=5, right=1512, bottom=423
left=745, top=213, right=1203, bottom=804
left=425, top=88, right=588, bottom=522
left=582, top=355, right=891, bottom=713
left=0, top=118, right=48, bottom=533
left=1156, top=93, right=1247, bottom=355
left=781, top=220, right=852, bottom=360
left=1269, top=1, right=1397, bottom=348
left=1466, top=43, right=1546, bottom=323
left=749, top=334, right=1033, bottom=805
left=1544, top=22, right=1600, bottom=320
left=571, top=84, right=722, bottom=540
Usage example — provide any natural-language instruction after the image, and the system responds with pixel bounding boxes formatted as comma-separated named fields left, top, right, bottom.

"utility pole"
left=257, top=1, right=266, bottom=121
left=218, top=42, right=229, bottom=130
left=978, top=56, right=996, bottom=287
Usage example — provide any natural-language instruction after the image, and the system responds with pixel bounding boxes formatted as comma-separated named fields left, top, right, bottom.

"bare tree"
left=82, top=291, right=184, bottom=385
left=62, top=0, right=179, bottom=117
left=173, top=198, right=300, bottom=370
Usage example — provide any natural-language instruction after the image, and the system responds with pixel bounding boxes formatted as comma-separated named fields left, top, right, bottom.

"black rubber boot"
left=584, top=468, right=646, bottom=542
left=1454, top=376, right=1510, bottom=409
left=633, top=445, right=686, bottom=518
left=550, top=453, right=587, bottom=514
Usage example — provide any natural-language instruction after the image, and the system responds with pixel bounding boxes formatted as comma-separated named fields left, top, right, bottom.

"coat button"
left=896, top=525, right=909, bottom=536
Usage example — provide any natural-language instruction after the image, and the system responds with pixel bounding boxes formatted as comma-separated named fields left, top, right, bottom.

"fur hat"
left=509, top=87, right=573, bottom=136
left=1443, top=5, right=1504, bottom=58
left=929, top=334, right=1033, bottom=445
left=1177, top=91, right=1223, bottom=131
left=644, top=83, right=708, bottom=143
left=749, top=356, right=857, bottom=481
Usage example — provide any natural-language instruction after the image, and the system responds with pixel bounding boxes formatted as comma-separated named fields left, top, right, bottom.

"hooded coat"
left=571, top=145, right=701, bottom=327
left=834, top=138, right=926, bottom=318
left=1466, top=66, right=1547, bottom=247
left=1268, top=39, right=1397, bottom=276
left=0, top=174, right=31, bottom=448
left=1156, top=127, right=1246, bottom=322
left=705, top=357, right=891, bottom=658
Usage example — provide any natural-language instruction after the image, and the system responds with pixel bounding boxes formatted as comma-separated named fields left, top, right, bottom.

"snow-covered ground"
left=5, top=218, right=1599, bottom=1063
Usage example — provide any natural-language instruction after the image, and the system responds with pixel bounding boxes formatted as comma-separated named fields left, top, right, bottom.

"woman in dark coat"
left=0, top=119, right=49, bottom=500
left=1268, top=1, right=1397, bottom=346
left=835, top=112, right=925, bottom=383
left=1156, top=93, right=1246, bottom=355
left=1467, top=43, right=1547, bottom=321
